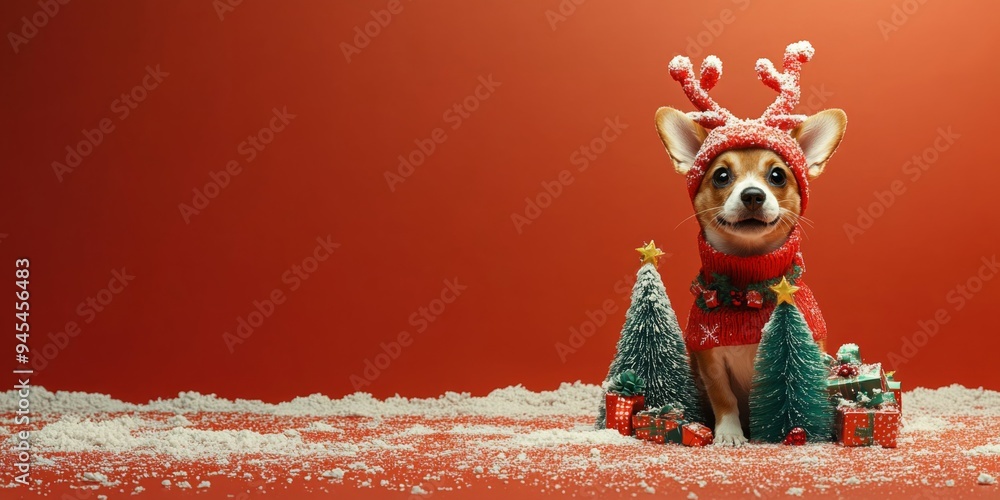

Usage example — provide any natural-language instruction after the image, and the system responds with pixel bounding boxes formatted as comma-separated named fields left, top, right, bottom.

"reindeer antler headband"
left=668, top=41, right=817, bottom=211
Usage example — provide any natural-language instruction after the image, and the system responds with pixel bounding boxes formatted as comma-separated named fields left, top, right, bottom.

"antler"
left=668, top=54, right=735, bottom=129
left=755, top=41, right=814, bottom=130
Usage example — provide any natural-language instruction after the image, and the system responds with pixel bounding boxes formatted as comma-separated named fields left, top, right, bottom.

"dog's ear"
left=791, top=109, right=847, bottom=179
left=655, top=107, right=707, bottom=174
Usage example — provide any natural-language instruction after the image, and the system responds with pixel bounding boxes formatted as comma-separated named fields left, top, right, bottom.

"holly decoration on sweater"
left=596, top=241, right=704, bottom=428
left=748, top=277, right=833, bottom=443
left=691, top=264, right=802, bottom=311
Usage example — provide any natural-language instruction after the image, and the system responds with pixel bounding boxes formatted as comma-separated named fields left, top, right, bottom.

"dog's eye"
left=768, top=167, right=787, bottom=187
left=712, top=168, right=731, bottom=188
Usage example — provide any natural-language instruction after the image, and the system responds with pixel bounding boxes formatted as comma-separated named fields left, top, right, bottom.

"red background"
left=3, top=1, right=999, bottom=404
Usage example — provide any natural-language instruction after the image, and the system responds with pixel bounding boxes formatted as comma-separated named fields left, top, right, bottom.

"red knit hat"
left=668, top=41, right=815, bottom=212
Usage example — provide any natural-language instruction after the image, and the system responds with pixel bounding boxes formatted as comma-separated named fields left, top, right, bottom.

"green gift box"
left=827, top=362, right=886, bottom=401
left=835, top=343, right=862, bottom=365
left=885, top=371, right=902, bottom=411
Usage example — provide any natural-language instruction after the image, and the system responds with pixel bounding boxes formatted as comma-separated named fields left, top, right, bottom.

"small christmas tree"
left=596, top=241, right=703, bottom=428
left=749, top=277, right=833, bottom=443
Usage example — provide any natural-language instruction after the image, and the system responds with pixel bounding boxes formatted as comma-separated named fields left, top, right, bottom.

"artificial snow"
left=28, top=415, right=322, bottom=459
left=965, top=439, right=1000, bottom=457
left=322, top=468, right=345, bottom=480
left=303, top=421, right=344, bottom=433
left=1, top=383, right=601, bottom=417
left=4, top=384, right=1000, bottom=497
left=901, top=415, right=951, bottom=432
left=81, top=472, right=111, bottom=486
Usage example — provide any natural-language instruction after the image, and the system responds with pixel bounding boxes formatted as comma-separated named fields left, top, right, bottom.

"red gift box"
left=606, top=393, right=644, bottom=436
left=835, top=405, right=901, bottom=448
left=631, top=409, right=712, bottom=446
left=653, top=417, right=682, bottom=444
left=681, top=422, right=714, bottom=446
left=632, top=412, right=655, bottom=441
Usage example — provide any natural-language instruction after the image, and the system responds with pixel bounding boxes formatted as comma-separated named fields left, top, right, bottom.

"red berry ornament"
left=837, top=363, right=860, bottom=378
left=784, top=427, right=807, bottom=446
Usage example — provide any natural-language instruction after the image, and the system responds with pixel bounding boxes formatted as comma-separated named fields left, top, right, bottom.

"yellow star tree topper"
left=770, top=276, right=800, bottom=305
left=636, top=241, right=666, bottom=267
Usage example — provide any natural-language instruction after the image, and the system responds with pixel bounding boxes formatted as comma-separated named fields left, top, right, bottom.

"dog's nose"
left=740, top=187, right=766, bottom=211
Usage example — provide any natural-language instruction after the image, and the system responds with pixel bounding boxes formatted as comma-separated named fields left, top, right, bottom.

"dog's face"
left=655, top=108, right=847, bottom=255
left=693, top=148, right=801, bottom=254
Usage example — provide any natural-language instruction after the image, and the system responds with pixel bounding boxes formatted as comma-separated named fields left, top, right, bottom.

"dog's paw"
left=713, top=420, right=748, bottom=447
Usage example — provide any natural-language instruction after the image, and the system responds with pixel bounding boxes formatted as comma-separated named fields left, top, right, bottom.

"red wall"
left=3, top=0, right=999, bottom=403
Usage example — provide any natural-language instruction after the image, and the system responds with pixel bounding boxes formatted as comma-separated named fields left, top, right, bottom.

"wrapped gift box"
left=885, top=372, right=903, bottom=412
left=631, top=405, right=712, bottom=447
left=632, top=411, right=656, bottom=442
left=606, top=393, right=645, bottom=436
left=834, top=394, right=900, bottom=448
left=827, top=362, right=887, bottom=402
left=681, top=422, right=714, bottom=446
left=826, top=344, right=891, bottom=403
left=653, top=416, right=684, bottom=444
left=632, top=406, right=681, bottom=444
left=836, top=343, right=862, bottom=365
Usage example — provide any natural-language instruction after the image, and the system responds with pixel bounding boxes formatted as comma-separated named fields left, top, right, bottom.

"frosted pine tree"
left=748, top=277, right=833, bottom=442
left=596, top=242, right=703, bottom=428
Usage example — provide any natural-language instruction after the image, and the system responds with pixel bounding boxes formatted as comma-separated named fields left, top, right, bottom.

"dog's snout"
left=740, top=187, right=766, bottom=211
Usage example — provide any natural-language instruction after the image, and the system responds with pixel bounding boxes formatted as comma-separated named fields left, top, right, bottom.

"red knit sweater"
left=684, top=227, right=827, bottom=351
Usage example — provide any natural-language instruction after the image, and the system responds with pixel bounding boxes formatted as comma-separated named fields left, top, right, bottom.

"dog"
left=654, top=42, right=846, bottom=445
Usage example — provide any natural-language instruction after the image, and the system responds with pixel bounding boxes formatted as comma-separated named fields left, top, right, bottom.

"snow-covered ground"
left=2, top=383, right=999, bottom=498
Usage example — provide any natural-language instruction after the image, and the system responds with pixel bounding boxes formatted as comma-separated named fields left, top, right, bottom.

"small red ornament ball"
left=837, top=363, right=860, bottom=378
left=784, top=427, right=807, bottom=446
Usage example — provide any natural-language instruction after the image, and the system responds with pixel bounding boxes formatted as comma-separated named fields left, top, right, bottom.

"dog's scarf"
left=684, top=226, right=827, bottom=351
